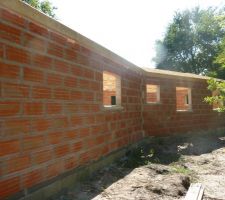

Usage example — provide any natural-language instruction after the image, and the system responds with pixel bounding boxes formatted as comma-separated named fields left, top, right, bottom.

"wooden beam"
left=185, top=183, right=204, bottom=200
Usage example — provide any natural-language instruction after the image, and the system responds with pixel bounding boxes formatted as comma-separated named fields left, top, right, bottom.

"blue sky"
left=50, top=0, right=224, bottom=68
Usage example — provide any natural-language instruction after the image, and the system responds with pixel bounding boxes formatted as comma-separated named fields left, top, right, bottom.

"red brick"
left=0, top=101, right=20, bottom=117
left=46, top=103, right=62, bottom=114
left=84, top=115, right=95, bottom=124
left=64, top=156, right=78, bottom=170
left=54, top=89, right=70, bottom=100
left=51, top=117, right=68, bottom=129
left=91, top=125, right=102, bottom=134
left=64, top=76, right=77, bottom=87
left=0, top=177, right=21, bottom=199
left=32, top=149, right=52, bottom=164
left=91, top=104, right=100, bottom=112
left=4, top=119, right=30, bottom=136
left=66, top=39, right=80, bottom=51
left=65, top=48, right=77, bottom=61
left=79, top=127, right=90, bottom=138
left=24, top=102, right=43, bottom=115
left=22, top=168, right=44, bottom=188
left=76, top=53, right=89, bottom=66
left=47, top=131, right=63, bottom=144
left=32, top=86, right=51, bottom=99
left=79, top=151, right=90, bottom=164
left=0, top=42, right=3, bottom=58
left=1, top=9, right=26, bottom=28
left=47, top=42, right=64, bottom=57
left=54, top=144, right=69, bottom=158
left=0, top=140, right=20, bottom=156
left=47, top=73, right=63, bottom=85
left=46, top=161, right=62, bottom=178
left=2, top=83, right=29, bottom=98
left=29, top=22, right=49, bottom=37
left=0, top=22, right=21, bottom=44
left=54, top=59, right=70, bottom=73
left=78, top=79, right=90, bottom=90
left=32, top=119, right=51, bottom=131
left=71, top=141, right=83, bottom=152
left=83, top=92, right=94, bottom=101
left=50, top=32, right=67, bottom=45
left=90, top=82, right=100, bottom=90
left=64, top=103, right=79, bottom=114
left=23, top=33, right=46, bottom=52
left=90, top=147, right=101, bottom=160
left=83, top=68, right=94, bottom=79
left=23, top=135, right=44, bottom=151
left=79, top=104, right=90, bottom=113
left=71, top=64, right=83, bottom=76
left=96, top=135, right=105, bottom=145
left=6, top=46, right=30, bottom=64
left=24, top=67, right=44, bottom=83
left=101, top=145, right=109, bottom=156
left=32, top=53, right=52, bottom=69
left=95, top=72, right=103, bottom=81
left=5, top=156, right=30, bottom=174
left=0, top=62, right=20, bottom=79
left=65, top=130, right=79, bottom=140
left=71, top=115, right=83, bottom=126
left=71, top=91, right=83, bottom=100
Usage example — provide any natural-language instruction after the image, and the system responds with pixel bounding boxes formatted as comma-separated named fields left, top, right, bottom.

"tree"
left=214, top=13, right=225, bottom=71
left=153, top=7, right=225, bottom=78
left=21, top=0, right=56, bottom=18
left=204, top=78, right=225, bottom=112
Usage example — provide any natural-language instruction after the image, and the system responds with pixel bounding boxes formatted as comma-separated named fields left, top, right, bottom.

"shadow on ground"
left=52, top=130, right=225, bottom=200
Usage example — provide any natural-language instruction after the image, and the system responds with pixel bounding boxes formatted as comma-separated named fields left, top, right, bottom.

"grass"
left=171, top=165, right=192, bottom=175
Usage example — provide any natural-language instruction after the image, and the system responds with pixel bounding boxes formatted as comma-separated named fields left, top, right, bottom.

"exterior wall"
left=0, top=6, right=143, bottom=199
left=143, top=75, right=225, bottom=136
left=0, top=2, right=225, bottom=199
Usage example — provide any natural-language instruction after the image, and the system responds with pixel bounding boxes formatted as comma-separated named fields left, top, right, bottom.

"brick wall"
left=143, top=75, right=225, bottom=136
left=0, top=6, right=143, bottom=199
left=0, top=3, right=225, bottom=199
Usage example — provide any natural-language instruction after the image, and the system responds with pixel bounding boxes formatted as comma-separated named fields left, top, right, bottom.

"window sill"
left=176, top=109, right=193, bottom=112
left=146, top=102, right=161, bottom=105
left=102, top=105, right=124, bottom=111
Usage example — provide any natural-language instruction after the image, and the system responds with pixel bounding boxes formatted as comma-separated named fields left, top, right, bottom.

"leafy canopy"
left=153, top=7, right=225, bottom=78
left=21, top=0, right=56, bottom=18
left=204, top=79, right=225, bottom=112
left=214, top=13, right=225, bottom=71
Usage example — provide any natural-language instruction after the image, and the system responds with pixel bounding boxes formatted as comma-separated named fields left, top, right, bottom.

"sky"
left=50, top=0, right=224, bottom=68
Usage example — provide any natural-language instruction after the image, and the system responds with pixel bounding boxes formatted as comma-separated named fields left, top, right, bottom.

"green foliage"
left=120, top=147, right=155, bottom=168
left=154, top=7, right=225, bottom=78
left=21, top=0, right=56, bottom=18
left=215, top=37, right=225, bottom=68
left=204, top=78, right=225, bottom=112
left=172, top=165, right=192, bottom=175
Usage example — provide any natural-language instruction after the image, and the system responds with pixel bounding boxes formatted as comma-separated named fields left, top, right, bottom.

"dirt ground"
left=56, top=131, right=225, bottom=200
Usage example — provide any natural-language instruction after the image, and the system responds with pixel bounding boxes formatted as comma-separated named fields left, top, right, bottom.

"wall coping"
left=0, top=0, right=217, bottom=81
left=144, top=68, right=209, bottom=80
